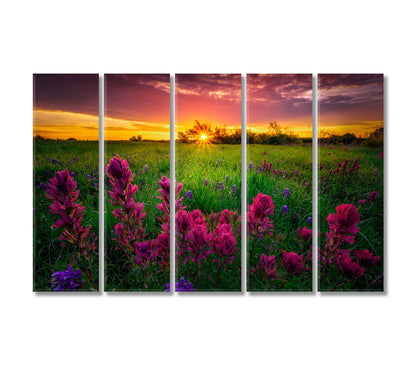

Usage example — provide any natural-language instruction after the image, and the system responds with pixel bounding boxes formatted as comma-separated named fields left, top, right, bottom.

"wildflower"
left=46, top=170, right=51, bottom=176
left=369, top=191, right=379, bottom=201
left=328, top=152, right=331, bottom=156
left=377, top=151, right=384, bottom=160
left=280, top=251, right=305, bottom=275
left=87, top=174, right=91, bottom=179
left=323, top=182, right=327, bottom=186
left=248, top=161, right=253, bottom=170
left=106, top=156, right=147, bottom=246
left=156, top=233, right=170, bottom=270
left=257, top=254, right=278, bottom=280
left=209, top=224, right=237, bottom=265
left=184, top=223, right=213, bottom=264
left=296, top=227, right=312, bottom=243
left=303, top=182, right=308, bottom=187
left=134, top=240, right=157, bottom=268
left=144, top=165, right=148, bottom=172
left=70, top=172, right=75, bottom=177
left=185, top=190, right=193, bottom=200
left=165, top=278, right=195, bottom=292
left=225, top=176, right=229, bottom=182
left=46, top=170, right=96, bottom=257
left=94, top=183, right=97, bottom=188
left=307, top=217, right=313, bottom=224
left=176, top=210, right=191, bottom=242
left=203, top=178, right=208, bottom=187
left=218, top=182, right=224, bottom=190
left=327, top=204, right=360, bottom=239
left=281, top=205, right=289, bottom=215
left=51, top=265, right=83, bottom=291
left=337, top=252, right=364, bottom=279
left=40, top=182, right=47, bottom=190
left=355, top=249, right=380, bottom=268
left=247, top=193, right=275, bottom=237
left=358, top=199, right=367, bottom=205
left=282, top=188, right=290, bottom=198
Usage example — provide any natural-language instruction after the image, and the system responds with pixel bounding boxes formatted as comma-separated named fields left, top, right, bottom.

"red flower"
left=355, top=249, right=380, bottom=268
left=337, top=252, right=364, bottom=279
left=296, top=227, right=312, bottom=243
left=257, top=254, right=278, bottom=281
left=279, top=250, right=305, bottom=275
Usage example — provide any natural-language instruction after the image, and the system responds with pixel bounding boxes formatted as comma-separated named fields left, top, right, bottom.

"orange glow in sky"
left=175, top=74, right=241, bottom=137
left=247, top=74, right=313, bottom=137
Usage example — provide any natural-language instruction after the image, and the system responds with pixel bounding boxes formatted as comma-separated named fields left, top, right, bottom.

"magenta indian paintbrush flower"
left=46, top=169, right=96, bottom=254
left=247, top=193, right=275, bottom=237
left=279, top=250, right=305, bottom=276
left=336, top=251, right=365, bottom=279
left=209, top=223, right=237, bottom=265
left=106, top=155, right=147, bottom=251
left=257, top=254, right=278, bottom=281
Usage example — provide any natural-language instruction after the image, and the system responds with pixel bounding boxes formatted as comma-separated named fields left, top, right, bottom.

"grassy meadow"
left=247, top=144, right=313, bottom=291
left=318, top=144, right=384, bottom=291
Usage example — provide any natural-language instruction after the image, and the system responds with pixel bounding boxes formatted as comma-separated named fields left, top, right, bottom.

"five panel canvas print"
left=33, top=73, right=384, bottom=293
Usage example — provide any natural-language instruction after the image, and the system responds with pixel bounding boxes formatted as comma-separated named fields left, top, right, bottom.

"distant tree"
left=130, top=135, right=142, bottom=142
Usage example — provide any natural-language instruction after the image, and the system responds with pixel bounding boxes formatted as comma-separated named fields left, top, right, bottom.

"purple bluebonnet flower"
left=144, top=165, right=148, bottom=172
left=51, top=266, right=83, bottom=291
left=248, top=161, right=253, bottom=170
left=259, top=167, right=264, bottom=172
left=225, top=176, right=229, bottom=182
left=87, top=174, right=92, bottom=179
left=94, top=183, right=97, bottom=188
left=307, top=217, right=313, bottom=224
left=323, top=182, right=327, bottom=186
left=40, top=182, right=47, bottom=190
left=203, top=178, right=208, bottom=187
left=281, top=205, right=289, bottom=215
left=67, top=161, right=71, bottom=165
left=282, top=188, right=290, bottom=198
left=185, top=190, right=193, bottom=200
left=51, top=158, right=56, bottom=164
left=94, top=177, right=97, bottom=182
left=231, top=184, right=236, bottom=194
left=70, top=172, right=75, bottom=177
left=218, top=182, right=224, bottom=190
left=46, top=170, right=51, bottom=176
left=165, top=278, right=195, bottom=292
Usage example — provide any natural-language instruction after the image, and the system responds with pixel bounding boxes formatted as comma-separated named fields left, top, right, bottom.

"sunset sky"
left=33, top=74, right=99, bottom=140
left=175, top=74, right=241, bottom=136
left=105, top=74, right=170, bottom=140
left=319, top=74, right=384, bottom=136
left=247, top=74, right=313, bottom=137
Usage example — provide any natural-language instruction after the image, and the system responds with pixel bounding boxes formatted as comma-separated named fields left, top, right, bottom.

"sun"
left=201, top=134, right=207, bottom=140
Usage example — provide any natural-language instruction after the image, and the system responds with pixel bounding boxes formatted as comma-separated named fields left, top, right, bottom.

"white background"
left=1, top=1, right=415, bottom=373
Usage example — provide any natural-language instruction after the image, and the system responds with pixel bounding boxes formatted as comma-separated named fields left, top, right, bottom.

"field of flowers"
left=105, top=141, right=170, bottom=291
left=33, top=139, right=99, bottom=291
left=318, top=145, right=384, bottom=291
left=247, top=144, right=313, bottom=291
left=175, top=143, right=241, bottom=291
